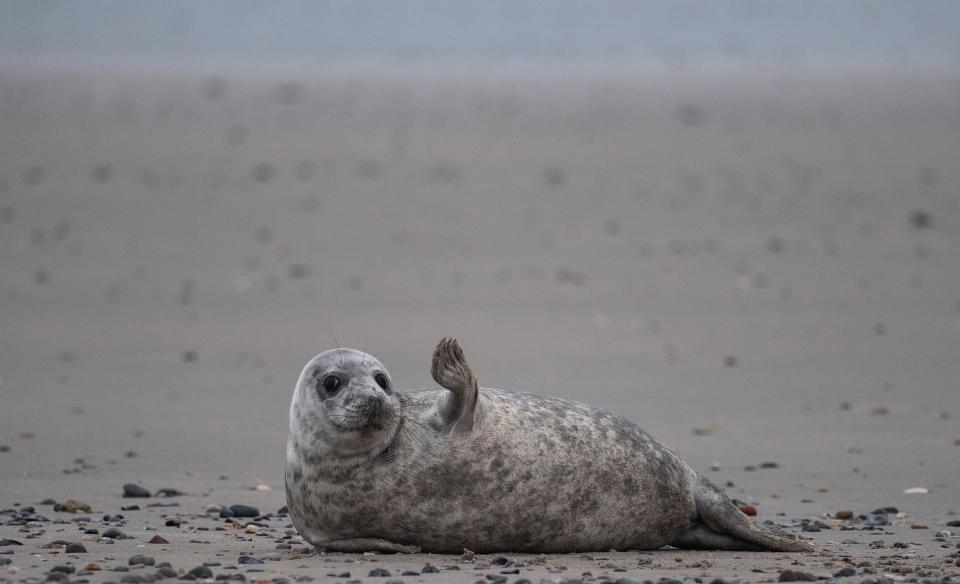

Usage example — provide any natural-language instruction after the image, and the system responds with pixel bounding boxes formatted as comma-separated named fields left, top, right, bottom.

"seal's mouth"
left=327, top=401, right=387, bottom=432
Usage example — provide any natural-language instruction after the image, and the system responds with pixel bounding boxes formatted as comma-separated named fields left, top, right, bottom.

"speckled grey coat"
left=285, top=339, right=811, bottom=554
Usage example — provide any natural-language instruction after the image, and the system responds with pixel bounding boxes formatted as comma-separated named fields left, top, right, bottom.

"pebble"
left=123, top=484, right=152, bottom=498
left=65, top=543, right=87, bottom=553
left=421, top=564, right=440, bottom=574
left=738, top=504, right=758, bottom=516
left=835, top=510, right=854, bottom=520
left=228, top=505, right=259, bottom=518
left=155, top=489, right=184, bottom=498
left=188, top=566, right=213, bottom=579
left=778, top=570, right=817, bottom=582
left=237, top=556, right=262, bottom=565
left=148, top=534, right=167, bottom=545
left=834, top=568, right=856, bottom=577
left=0, top=539, right=23, bottom=546
left=57, top=500, right=92, bottom=514
left=385, top=580, right=404, bottom=584
left=102, top=528, right=128, bottom=539
left=129, top=556, right=155, bottom=567
left=368, top=568, right=391, bottom=577
left=50, top=566, right=76, bottom=574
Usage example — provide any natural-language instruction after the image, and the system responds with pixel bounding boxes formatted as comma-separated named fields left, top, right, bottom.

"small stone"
left=368, top=568, right=391, bottom=577
left=181, top=350, right=198, bottom=363
left=834, top=568, right=856, bottom=577
left=0, top=538, right=23, bottom=546
left=910, top=210, right=933, bottom=230
left=58, top=500, right=92, bottom=514
left=759, top=461, right=779, bottom=469
left=102, top=528, right=128, bottom=539
left=228, top=505, right=259, bottom=518
left=50, top=565, right=76, bottom=574
left=148, top=535, right=168, bottom=545
left=123, top=484, right=152, bottom=498
left=237, top=556, right=262, bottom=565
left=244, top=525, right=258, bottom=534
left=65, top=543, right=87, bottom=553
left=188, top=566, right=213, bottom=579
left=836, top=510, right=854, bottom=520
left=130, top=556, right=155, bottom=567
left=155, top=488, right=184, bottom=498
left=675, top=103, right=705, bottom=126
left=385, top=580, right=404, bottom=584
left=738, top=504, right=757, bottom=516
left=287, top=264, right=309, bottom=280
left=778, top=570, right=817, bottom=582
left=158, top=567, right=179, bottom=578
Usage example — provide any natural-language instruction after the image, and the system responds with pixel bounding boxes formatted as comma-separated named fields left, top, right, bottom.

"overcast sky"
left=1, top=0, right=958, bottom=72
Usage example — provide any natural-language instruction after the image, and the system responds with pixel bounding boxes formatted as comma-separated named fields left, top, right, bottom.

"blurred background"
left=1, top=1, right=958, bottom=510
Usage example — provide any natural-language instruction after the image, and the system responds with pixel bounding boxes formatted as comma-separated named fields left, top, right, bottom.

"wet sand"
left=1, top=69, right=959, bottom=582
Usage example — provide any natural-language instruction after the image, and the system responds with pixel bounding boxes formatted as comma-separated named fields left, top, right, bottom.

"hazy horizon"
left=2, top=1, right=959, bottom=74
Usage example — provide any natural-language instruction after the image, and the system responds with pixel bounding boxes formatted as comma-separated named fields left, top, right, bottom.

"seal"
left=285, top=338, right=813, bottom=553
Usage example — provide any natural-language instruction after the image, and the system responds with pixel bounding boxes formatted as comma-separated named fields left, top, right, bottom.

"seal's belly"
left=295, top=390, right=698, bottom=552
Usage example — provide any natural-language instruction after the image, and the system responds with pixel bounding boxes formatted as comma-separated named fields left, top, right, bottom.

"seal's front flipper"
left=693, top=476, right=813, bottom=552
left=318, top=538, right=420, bottom=554
left=431, top=337, right=479, bottom=432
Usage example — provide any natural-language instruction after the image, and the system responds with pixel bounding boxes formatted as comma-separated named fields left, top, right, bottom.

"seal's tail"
left=680, top=476, right=813, bottom=552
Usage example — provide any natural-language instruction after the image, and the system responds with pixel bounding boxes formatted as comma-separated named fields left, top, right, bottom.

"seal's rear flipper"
left=690, top=476, right=814, bottom=552
left=431, top=337, right=479, bottom=432
left=672, top=523, right=766, bottom=551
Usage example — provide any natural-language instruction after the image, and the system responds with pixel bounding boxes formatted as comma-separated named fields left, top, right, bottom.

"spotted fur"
left=285, top=339, right=811, bottom=553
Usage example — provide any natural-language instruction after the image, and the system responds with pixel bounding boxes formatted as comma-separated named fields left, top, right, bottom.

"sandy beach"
left=1, top=69, right=959, bottom=583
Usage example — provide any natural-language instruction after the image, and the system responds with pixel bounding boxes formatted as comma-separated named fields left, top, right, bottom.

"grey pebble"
left=102, top=528, right=128, bottom=539
left=228, top=505, right=259, bottom=518
left=65, top=543, right=86, bottom=553
left=156, top=568, right=178, bottom=579
left=368, top=568, right=390, bottom=577
left=50, top=566, right=76, bottom=574
left=778, top=570, right=817, bottom=582
left=187, top=566, right=213, bottom=579
left=123, top=484, right=151, bottom=498
left=129, top=555, right=155, bottom=567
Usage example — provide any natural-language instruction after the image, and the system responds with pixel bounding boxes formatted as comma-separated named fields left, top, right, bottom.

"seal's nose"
left=363, top=394, right=384, bottom=418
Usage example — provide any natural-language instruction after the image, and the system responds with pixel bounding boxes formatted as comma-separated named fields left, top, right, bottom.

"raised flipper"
left=431, top=337, right=479, bottom=432
left=673, top=476, right=813, bottom=552
left=317, top=538, right=420, bottom=554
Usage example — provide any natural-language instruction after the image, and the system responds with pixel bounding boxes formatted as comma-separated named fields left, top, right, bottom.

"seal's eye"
left=321, top=375, right=341, bottom=394
left=374, top=373, right=389, bottom=391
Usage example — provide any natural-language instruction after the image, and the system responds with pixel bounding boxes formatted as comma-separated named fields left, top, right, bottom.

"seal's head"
left=290, top=348, right=400, bottom=458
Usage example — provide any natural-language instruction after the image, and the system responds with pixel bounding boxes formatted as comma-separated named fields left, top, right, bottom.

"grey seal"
left=285, top=338, right=812, bottom=553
